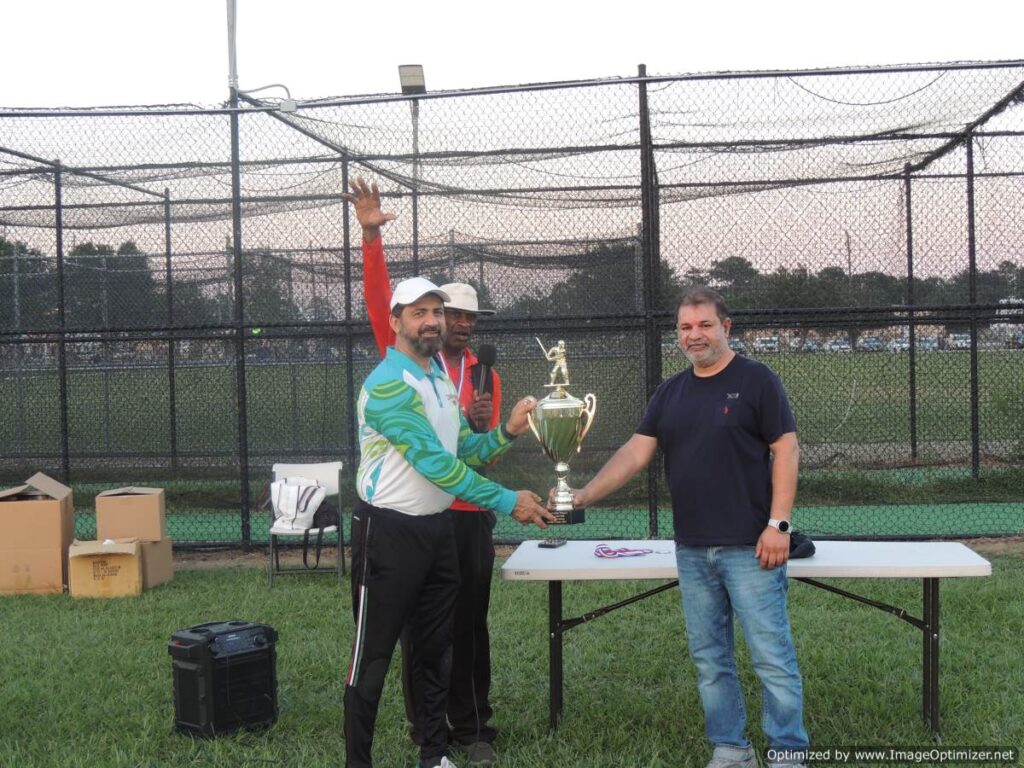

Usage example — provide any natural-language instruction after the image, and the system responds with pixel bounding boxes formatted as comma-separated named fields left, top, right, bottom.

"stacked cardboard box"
left=95, top=487, right=173, bottom=592
left=0, top=473, right=75, bottom=595
left=69, top=539, right=144, bottom=598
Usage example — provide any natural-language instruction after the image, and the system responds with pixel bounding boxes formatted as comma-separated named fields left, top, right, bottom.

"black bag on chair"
left=302, top=500, right=341, bottom=569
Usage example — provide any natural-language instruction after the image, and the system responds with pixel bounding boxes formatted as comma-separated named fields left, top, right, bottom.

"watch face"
left=777, top=520, right=791, bottom=533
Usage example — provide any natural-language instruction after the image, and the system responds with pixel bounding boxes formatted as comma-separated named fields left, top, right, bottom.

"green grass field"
left=3, top=350, right=1023, bottom=543
left=2, top=555, right=1022, bottom=767
left=2, top=350, right=1022, bottom=456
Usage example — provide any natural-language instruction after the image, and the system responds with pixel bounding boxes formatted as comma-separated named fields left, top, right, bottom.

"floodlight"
left=398, top=65, right=426, bottom=95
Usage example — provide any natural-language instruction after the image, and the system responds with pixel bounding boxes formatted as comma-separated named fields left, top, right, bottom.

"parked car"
left=825, top=339, right=852, bottom=352
left=946, top=333, right=971, bottom=350
left=801, top=339, right=820, bottom=353
left=857, top=336, right=883, bottom=352
left=752, top=336, right=780, bottom=353
left=728, top=338, right=749, bottom=355
left=917, top=336, right=940, bottom=351
left=887, top=338, right=911, bottom=353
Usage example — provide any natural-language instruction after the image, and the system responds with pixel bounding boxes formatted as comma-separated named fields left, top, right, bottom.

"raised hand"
left=341, top=176, right=397, bottom=241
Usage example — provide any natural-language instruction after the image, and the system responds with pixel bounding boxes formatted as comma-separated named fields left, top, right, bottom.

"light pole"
left=398, top=65, right=425, bottom=274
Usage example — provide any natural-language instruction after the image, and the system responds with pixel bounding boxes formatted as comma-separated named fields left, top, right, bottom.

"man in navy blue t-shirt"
left=570, top=288, right=809, bottom=768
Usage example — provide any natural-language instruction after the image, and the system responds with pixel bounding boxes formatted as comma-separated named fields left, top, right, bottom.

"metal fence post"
left=966, top=137, right=980, bottom=480
left=342, top=156, right=358, bottom=531
left=229, top=90, right=252, bottom=547
left=638, top=64, right=662, bottom=538
left=904, top=165, right=918, bottom=460
left=54, top=161, right=71, bottom=483
left=15, top=342, right=26, bottom=454
left=412, top=99, right=420, bottom=274
left=164, top=189, right=178, bottom=471
left=7, top=227, right=27, bottom=453
left=448, top=228, right=456, bottom=280
left=102, top=279, right=112, bottom=453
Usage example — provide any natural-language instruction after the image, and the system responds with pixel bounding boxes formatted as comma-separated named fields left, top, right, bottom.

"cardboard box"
left=0, top=473, right=74, bottom=595
left=96, top=487, right=167, bottom=542
left=141, top=537, right=174, bottom=590
left=0, top=548, right=67, bottom=595
left=69, top=539, right=142, bottom=598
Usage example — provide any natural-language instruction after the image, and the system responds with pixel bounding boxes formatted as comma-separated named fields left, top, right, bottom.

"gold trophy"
left=527, top=339, right=597, bottom=524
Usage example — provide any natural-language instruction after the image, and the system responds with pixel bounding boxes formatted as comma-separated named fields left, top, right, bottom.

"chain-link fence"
left=2, top=62, right=1023, bottom=546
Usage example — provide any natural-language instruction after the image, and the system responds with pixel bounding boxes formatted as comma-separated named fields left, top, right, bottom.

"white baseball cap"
left=389, top=277, right=451, bottom=311
left=439, top=282, right=496, bottom=316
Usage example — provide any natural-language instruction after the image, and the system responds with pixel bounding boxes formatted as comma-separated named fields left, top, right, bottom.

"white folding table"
left=502, top=539, right=991, bottom=739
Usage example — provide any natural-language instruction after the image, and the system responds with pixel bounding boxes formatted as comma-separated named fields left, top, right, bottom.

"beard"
left=408, top=326, right=443, bottom=358
left=683, top=340, right=724, bottom=367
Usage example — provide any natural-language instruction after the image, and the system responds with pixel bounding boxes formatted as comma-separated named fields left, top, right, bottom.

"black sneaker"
left=464, top=741, right=495, bottom=767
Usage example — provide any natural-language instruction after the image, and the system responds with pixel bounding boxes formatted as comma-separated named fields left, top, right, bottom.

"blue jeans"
left=676, top=545, right=809, bottom=751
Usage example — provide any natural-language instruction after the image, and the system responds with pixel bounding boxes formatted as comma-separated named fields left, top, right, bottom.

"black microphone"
left=475, top=344, right=497, bottom=396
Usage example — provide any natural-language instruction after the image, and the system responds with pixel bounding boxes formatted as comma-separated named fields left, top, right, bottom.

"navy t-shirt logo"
left=724, top=392, right=740, bottom=415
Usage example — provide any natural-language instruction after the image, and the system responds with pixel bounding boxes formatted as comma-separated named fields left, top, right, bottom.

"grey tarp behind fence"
left=1, top=62, right=1023, bottom=546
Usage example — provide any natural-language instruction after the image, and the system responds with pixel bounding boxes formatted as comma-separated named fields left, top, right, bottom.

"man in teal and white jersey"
left=344, top=276, right=553, bottom=768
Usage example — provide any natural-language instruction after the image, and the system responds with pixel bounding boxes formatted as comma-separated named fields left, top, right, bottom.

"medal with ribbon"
left=594, top=543, right=656, bottom=559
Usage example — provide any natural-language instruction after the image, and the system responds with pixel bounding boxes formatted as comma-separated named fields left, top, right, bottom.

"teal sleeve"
left=456, top=409, right=515, bottom=468
left=364, top=378, right=518, bottom=515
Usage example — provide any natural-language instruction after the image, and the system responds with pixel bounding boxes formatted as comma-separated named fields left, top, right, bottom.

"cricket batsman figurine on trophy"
left=527, top=338, right=597, bottom=524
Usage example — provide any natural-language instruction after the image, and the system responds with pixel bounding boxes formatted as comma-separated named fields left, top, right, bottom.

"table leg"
left=798, top=576, right=942, bottom=739
left=548, top=580, right=563, bottom=731
left=923, top=577, right=940, bottom=740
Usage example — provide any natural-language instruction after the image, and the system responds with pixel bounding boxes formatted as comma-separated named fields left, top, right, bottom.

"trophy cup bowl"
left=527, top=387, right=596, bottom=524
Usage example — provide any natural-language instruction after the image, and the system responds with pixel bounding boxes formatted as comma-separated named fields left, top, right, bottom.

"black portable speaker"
left=168, top=620, right=278, bottom=736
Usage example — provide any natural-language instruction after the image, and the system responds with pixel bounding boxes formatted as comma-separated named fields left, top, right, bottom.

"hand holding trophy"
left=527, top=339, right=597, bottom=524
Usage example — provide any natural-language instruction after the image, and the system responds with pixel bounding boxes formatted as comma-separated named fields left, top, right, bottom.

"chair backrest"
left=271, top=461, right=343, bottom=496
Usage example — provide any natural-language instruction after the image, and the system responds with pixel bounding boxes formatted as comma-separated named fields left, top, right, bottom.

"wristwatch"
left=767, top=519, right=791, bottom=533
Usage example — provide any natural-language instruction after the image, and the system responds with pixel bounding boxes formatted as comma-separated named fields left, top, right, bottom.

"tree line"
left=0, top=238, right=326, bottom=331
left=1, top=236, right=1021, bottom=334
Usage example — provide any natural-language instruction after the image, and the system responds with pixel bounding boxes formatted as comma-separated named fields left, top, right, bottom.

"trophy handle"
left=576, top=393, right=597, bottom=452
left=527, top=411, right=541, bottom=443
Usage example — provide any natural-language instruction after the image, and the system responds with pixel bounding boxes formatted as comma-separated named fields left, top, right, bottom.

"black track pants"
left=345, top=502, right=459, bottom=768
left=401, top=509, right=498, bottom=746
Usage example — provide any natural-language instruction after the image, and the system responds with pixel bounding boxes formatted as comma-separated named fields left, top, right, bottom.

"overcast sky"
left=2, top=0, right=1021, bottom=108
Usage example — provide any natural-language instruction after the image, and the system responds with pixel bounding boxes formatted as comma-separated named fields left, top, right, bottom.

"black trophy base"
left=550, top=506, right=585, bottom=525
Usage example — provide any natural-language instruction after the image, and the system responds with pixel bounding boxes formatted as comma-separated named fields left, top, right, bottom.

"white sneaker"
left=705, top=745, right=757, bottom=768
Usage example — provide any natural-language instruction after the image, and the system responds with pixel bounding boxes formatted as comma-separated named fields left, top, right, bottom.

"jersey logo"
left=726, top=392, right=740, bottom=399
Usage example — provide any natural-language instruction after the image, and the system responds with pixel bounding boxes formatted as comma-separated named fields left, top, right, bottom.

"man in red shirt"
left=344, top=177, right=504, bottom=766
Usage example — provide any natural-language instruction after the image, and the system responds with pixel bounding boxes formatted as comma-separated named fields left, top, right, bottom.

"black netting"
left=1, top=63, right=1023, bottom=545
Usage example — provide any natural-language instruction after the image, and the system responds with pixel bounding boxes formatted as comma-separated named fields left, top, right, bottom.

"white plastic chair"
left=267, top=461, right=344, bottom=587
